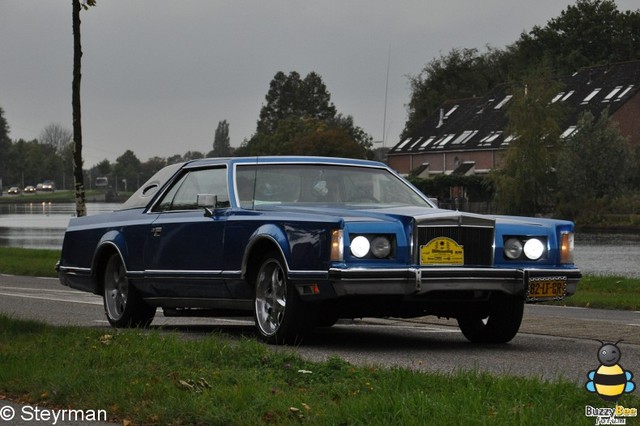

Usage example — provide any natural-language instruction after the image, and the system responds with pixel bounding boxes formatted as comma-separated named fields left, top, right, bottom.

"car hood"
left=257, top=205, right=571, bottom=234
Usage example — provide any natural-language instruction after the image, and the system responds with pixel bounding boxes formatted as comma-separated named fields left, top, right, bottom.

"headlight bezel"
left=503, top=236, right=547, bottom=261
left=348, top=234, right=395, bottom=260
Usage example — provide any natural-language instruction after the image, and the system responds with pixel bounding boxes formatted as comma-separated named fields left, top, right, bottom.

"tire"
left=253, top=251, right=311, bottom=344
left=103, top=253, right=155, bottom=328
left=456, top=293, right=524, bottom=344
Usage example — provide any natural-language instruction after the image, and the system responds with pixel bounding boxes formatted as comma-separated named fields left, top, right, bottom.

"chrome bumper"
left=328, top=267, right=581, bottom=299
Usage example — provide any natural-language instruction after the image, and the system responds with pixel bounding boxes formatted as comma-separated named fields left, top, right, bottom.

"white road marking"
left=0, top=287, right=102, bottom=305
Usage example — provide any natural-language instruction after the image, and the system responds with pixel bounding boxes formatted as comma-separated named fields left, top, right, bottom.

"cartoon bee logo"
left=586, top=340, right=636, bottom=401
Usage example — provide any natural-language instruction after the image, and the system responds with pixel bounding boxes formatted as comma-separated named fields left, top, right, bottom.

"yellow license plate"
left=527, top=276, right=567, bottom=300
left=420, top=237, right=464, bottom=265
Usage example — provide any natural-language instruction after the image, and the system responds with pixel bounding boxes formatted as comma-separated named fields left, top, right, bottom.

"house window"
left=408, top=138, right=424, bottom=151
left=434, top=134, right=456, bottom=149
left=478, top=131, right=502, bottom=147
left=501, top=134, right=517, bottom=147
left=581, top=88, right=601, bottom=104
left=395, top=138, right=413, bottom=151
left=603, top=86, right=623, bottom=102
left=616, top=85, right=634, bottom=101
left=450, top=130, right=478, bottom=145
left=560, top=126, right=577, bottom=139
left=494, top=95, right=513, bottom=109
left=445, top=105, right=459, bottom=118
left=419, top=136, right=436, bottom=150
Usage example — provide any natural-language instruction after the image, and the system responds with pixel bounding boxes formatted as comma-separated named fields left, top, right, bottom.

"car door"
left=143, top=166, right=231, bottom=299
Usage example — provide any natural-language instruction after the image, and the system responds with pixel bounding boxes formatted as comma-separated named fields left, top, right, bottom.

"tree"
left=240, top=71, right=370, bottom=158
left=0, top=107, right=11, bottom=190
left=39, top=123, right=73, bottom=154
left=555, top=110, right=632, bottom=219
left=72, top=0, right=96, bottom=216
left=256, top=71, right=337, bottom=134
left=239, top=116, right=368, bottom=158
left=491, top=66, right=565, bottom=215
left=95, top=159, right=112, bottom=177
left=113, top=150, right=141, bottom=192
left=511, top=0, right=640, bottom=76
left=211, top=120, right=232, bottom=157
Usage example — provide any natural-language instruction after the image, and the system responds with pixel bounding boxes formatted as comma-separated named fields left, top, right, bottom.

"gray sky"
left=2, top=1, right=638, bottom=167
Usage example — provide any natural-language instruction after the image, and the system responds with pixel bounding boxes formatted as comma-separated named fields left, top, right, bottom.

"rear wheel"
left=457, top=293, right=524, bottom=344
left=103, top=253, right=155, bottom=328
left=253, top=251, right=311, bottom=344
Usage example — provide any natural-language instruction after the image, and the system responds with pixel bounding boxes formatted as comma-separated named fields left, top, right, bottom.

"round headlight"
left=370, top=236, right=391, bottom=258
left=350, top=236, right=370, bottom=258
left=504, top=238, right=523, bottom=260
left=524, top=238, right=545, bottom=260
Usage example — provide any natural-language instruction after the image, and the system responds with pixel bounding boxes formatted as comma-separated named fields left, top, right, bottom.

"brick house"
left=387, top=60, right=640, bottom=177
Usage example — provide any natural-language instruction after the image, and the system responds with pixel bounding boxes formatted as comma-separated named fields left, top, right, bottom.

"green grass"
left=0, top=314, right=636, bottom=425
left=0, top=247, right=60, bottom=277
left=550, top=275, right=640, bottom=311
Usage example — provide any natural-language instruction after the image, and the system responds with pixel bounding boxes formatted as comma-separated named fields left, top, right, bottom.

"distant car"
left=7, top=187, right=21, bottom=195
left=24, top=186, right=36, bottom=194
left=57, top=156, right=581, bottom=344
left=40, top=181, right=55, bottom=192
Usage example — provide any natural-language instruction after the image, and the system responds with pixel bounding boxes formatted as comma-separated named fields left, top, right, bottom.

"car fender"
left=241, top=224, right=291, bottom=277
left=91, top=230, right=130, bottom=277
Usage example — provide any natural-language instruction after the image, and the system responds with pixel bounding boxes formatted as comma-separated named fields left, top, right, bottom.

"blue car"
left=57, top=156, right=581, bottom=344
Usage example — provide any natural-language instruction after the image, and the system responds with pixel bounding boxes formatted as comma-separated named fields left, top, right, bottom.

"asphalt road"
left=1, top=273, right=639, bottom=424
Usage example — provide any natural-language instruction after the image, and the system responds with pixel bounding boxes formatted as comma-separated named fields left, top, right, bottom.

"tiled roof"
left=390, top=61, right=640, bottom=154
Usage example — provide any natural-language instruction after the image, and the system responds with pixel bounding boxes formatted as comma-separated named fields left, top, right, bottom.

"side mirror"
left=197, top=194, right=218, bottom=217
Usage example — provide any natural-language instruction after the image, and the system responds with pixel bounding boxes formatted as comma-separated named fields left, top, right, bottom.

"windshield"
left=235, top=164, right=432, bottom=209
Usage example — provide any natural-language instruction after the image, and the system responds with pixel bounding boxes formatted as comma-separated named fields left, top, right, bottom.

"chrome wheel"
left=255, top=258, right=287, bottom=336
left=104, top=254, right=128, bottom=322
left=102, top=253, right=155, bottom=328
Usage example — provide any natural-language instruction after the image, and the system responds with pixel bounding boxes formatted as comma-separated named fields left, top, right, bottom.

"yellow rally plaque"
left=420, top=237, right=464, bottom=265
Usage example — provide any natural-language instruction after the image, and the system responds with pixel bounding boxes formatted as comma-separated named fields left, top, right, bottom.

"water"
left=0, top=202, right=122, bottom=250
left=0, top=203, right=638, bottom=278
left=574, top=232, right=640, bottom=278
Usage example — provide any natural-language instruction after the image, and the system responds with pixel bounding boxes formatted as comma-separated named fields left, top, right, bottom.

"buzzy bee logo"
left=584, top=340, right=638, bottom=425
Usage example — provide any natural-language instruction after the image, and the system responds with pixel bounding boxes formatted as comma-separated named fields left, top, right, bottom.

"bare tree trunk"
left=72, top=0, right=87, bottom=217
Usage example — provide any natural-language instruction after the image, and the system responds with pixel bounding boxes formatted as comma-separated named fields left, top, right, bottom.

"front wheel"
left=103, top=253, right=155, bottom=328
left=253, top=251, right=312, bottom=344
left=457, top=293, right=524, bottom=344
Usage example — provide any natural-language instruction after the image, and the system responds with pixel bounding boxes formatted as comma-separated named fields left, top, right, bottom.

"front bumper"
left=327, top=267, right=581, bottom=301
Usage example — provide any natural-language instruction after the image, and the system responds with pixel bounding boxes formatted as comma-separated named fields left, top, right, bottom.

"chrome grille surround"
left=414, top=213, right=495, bottom=267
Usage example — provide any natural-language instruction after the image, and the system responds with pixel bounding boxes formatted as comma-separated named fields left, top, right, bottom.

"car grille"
left=416, top=218, right=494, bottom=266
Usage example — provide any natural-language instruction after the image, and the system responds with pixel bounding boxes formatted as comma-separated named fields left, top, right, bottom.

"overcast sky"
left=2, top=1, right=638, bottom=167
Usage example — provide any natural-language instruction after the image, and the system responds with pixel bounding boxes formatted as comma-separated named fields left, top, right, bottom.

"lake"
left=0, top=202, right=638, bottom=278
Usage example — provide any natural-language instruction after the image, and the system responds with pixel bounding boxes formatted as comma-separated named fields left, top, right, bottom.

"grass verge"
left=1, top=314, right=637, bottom=425
left=549, top=274, right=640, bottom=311
left=0, top=247, right=60, bottom=277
